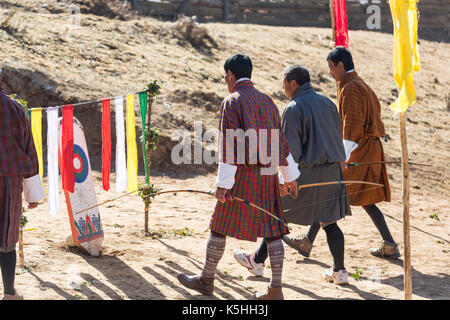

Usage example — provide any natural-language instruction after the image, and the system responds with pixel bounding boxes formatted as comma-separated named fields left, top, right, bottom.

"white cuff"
left=279, top=153, right=300, bottom=184
left=23, top=174, right=44, bottom=203
left=215, top=162, right=237, bottom=189
left=343, top=140, right=358, bottom=162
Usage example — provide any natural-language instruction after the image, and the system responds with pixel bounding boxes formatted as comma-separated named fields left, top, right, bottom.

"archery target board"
left=58, top=117, right=104, bottom=256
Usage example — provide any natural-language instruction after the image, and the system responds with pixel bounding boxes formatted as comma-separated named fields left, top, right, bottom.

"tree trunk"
left=144, top=95, right=152, bottom=235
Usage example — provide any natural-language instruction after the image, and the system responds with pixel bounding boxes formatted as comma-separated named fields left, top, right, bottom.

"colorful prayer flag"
left=333, top=0, right=349, bottom=48
left=114, top=97, right=127, bottom=193
left=101, top=99, right=111, bottom=191
left=126, top=94, right=138, bottom=192
left=47, top=107, right=59, bottom=215
left=62, top=105, right=75, bottom=193
left=31, top=108, right=43, bottom=183
left=389, top=0, right=421, bottom=113
left=139, top=92, right=149, bottom=184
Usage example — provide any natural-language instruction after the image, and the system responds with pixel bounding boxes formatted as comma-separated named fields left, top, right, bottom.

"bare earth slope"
left=0, top=0, right=448, bottom=300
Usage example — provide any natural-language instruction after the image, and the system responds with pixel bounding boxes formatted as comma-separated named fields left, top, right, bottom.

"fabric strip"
left=62, top=105, right=74, bottom=193
left=47, top=107, right=59, bottom=215
left=102, top=99, right=111, bottom=191
left=139, top=92, right=149, bottom=184
left=31, top=108, right=43, bottom=183
left=126, top=94, right=138, bottom=192
left=114, top=97, right=127, bottom=193
left=333, top=0, right=349, bottom=48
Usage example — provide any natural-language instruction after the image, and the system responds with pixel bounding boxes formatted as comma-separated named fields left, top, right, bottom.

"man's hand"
left=215, top=187, right=230, bottom=203
left=286, top=180, right=298, bottom=199
left=339, top=161, right=347, bottom=171
left=279, top=184, right=289, bottom=197
left=28, top=202, right=39, bottom=209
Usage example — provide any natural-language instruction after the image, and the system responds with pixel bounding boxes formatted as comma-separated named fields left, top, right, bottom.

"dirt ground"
left=0, top=0, right=448, bottom=300
left=8, top=170, right=449, bottom=300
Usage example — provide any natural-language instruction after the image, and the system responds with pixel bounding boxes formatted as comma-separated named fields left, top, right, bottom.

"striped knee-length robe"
left=337, top=72, right=391, bottom=206
left=210, top=80, right=291, bottom=242
left=0, top=88, right=39, bottom=249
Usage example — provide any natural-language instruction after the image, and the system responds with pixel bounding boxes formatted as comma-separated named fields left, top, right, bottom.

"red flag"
left=101, top=99, right=111, bottom=191
left=62, top=105, right=75, bottom=193
left=333, top=0, right=349, bottom=48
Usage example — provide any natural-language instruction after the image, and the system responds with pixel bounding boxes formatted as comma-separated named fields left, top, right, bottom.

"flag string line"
left=27, top=90, right=147, bottom=111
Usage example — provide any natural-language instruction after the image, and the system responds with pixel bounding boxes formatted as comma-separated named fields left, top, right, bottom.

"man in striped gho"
left=233, top=65, right=351, bottom=285
left=0, top=69, right=44, bottom=300
left=176, top=54, right=300, bottom=300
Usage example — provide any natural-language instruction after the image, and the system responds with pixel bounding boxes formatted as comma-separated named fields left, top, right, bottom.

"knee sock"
left=0, top=250, right=16, bottom=295
left=362, top=204, right=395, bottom=244
left=200, top=232, right=226, bottom=280
left=306, top=222, right=321, bottom=244
left=266, top=237, right=284, bottom=288
left=253, top=240, right=268, bottom=264
left=323, top=224, right=345, bottom=272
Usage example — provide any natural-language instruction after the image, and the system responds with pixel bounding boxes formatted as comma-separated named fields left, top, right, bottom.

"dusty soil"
left=0, top=0, right=448, bottom=300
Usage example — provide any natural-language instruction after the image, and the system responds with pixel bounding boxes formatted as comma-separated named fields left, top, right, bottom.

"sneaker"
left=233, top=249, right=265, bottom=277
left=370, top=240, right=401, bottom=259
left=322, top=268, right=349, bottom=285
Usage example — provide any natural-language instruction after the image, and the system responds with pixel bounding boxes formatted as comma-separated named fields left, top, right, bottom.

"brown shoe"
left=3, top=290, right=23, bottom=300
left=370, top=240, right=400, bottom=259
left=282, top=235, right=312, bottom=257
left=254, top=286, right=284, bottom=300
left=177, top=273, right=214, bottom=296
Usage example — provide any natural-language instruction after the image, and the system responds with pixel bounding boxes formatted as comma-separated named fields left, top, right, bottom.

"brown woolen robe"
left=337, top=71, right=391, bottom=206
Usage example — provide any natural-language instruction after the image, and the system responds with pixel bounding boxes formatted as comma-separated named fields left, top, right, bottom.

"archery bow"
left=75, top=180, right=383, bottom=229
left=346, top=161, right=432, bottom=167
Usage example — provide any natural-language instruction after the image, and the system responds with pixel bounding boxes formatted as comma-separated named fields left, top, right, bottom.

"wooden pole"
left=174, top=0, right=191, bottom=21
left=399, top=111, right=412, bottom=300
left=329, top=0, right=336, bottom=45
left=223, top=0, right=230, bottom=22
left=144, top=92, right=152, bottom=235
left=19, top=229, right=25, bottom=267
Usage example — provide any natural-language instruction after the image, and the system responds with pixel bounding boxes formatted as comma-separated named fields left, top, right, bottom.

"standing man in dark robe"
left=233, top=65, right=351, bottom=285
left=298, top=47, right=399, bottom=259
left=0, top=69, right=44, bottom=300
left=176, top=54, right=300, bottom=300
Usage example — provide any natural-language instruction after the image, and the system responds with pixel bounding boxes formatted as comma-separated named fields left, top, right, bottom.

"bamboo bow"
left=75, top=181, right=383, bottom=228
left=346, top=161, right=431, bottom=167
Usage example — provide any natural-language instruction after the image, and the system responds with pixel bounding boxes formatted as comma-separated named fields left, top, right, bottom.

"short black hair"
left=224, top=54, right=252, bottom=80
left=283, top=65, right=310, bottom=87
left=327, top=46, right=355, bottom=71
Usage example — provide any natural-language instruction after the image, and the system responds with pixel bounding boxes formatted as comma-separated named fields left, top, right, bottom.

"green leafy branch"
left=139, top=126, right=160, bottom=155
left=145, top=80, right=162, bottom=99
left=9, top=94, right=29, bottom=112
left=138, top=183, right=162, bottom=207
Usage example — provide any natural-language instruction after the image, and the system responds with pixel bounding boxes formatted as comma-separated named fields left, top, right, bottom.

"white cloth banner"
left=46, top=107, right=59, bottom=215
left=115, top=97, right=127, bottom=192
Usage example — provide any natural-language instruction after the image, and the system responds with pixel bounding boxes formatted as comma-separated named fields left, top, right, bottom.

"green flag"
left=139, top=92, right=149, bottom=184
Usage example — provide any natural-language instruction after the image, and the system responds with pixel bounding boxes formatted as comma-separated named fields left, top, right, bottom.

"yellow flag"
left=31, top=108, right=43, bottom=183
left=389, top=0, right=421, bottom=113
left=126, top=94, right=138, bottom=191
